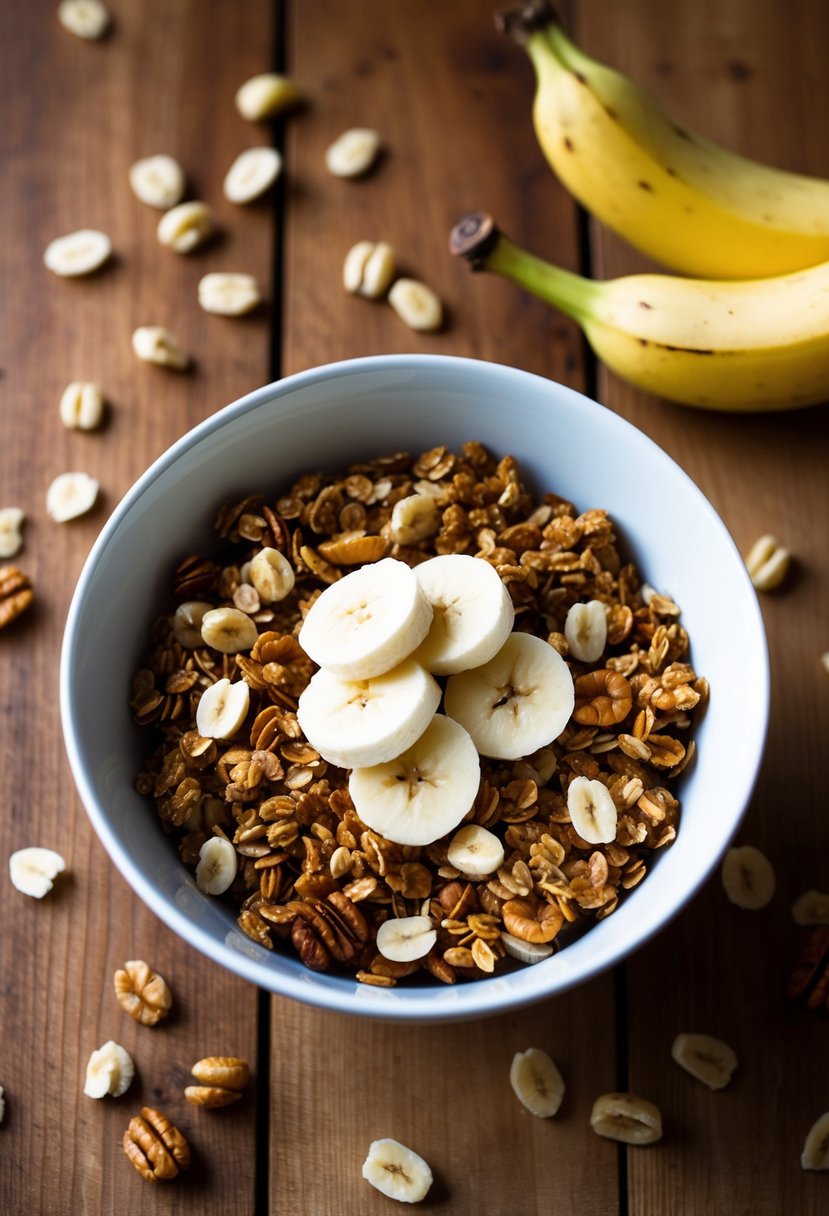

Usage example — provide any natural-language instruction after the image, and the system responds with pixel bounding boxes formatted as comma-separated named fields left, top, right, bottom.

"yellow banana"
left=499, top=1, right=829, bottom=279
left=450, top=212, right=829, bottom=411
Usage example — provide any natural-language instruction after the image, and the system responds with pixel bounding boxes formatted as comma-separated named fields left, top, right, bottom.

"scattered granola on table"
left=131, top=443, right=707, bottom=987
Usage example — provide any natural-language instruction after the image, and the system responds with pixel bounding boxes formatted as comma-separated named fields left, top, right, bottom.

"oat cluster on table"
left=130, top=442, right=707, bottom=988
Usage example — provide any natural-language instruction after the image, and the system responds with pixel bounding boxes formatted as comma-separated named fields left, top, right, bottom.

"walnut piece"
left=114, top=960, right=172, bottom=1026
left=122, top=1107, right=190, bottom=1182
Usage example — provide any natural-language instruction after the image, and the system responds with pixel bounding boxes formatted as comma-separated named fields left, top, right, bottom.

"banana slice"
left=298, top=557, right=432, bottom=681
left=446, top=824, right=504, bottom=878
left=249, top=548, right=295, bottom=603
left=510, top=1047, right=565, bottom=1118
left=223, top=147, right=282, bottom=203
left=195, top=836, right=238, bottom=895
left=792, top=889, right=829, bottom=925
left=801, top=1112, right=829, bottom=1170
left=198, top=273, right=262, bottom=316
left=721, top=845, right=775, bottom=909
left=590, top=1092, right=663, bottom=1145
left=43, top=229, right=111, bottom=276
left=362, top=1138, right=433, bottom=1203
left=173, top=601, right=213, bottom=648
left=297, top=659, right=440, bottom=769
left=412, top=554, right=514, bottom=676
left=84, top=1041, right=134, bottom=1099
left=376, top=915, right=436, bottom=963
left=0, top=507, right=25, bottom=558
left=129, top=155, right=187, bottom=210
left=46, top=471, right=99, bottom=522
left=444, top=632, right=574, bottom=760
left=58, top=0, right=110, bottom=40
left=500, top=933, right=554, bottom=965
left=567, top=776, right=618, bottom=844
left=349, top=714, right=480, bottom=847
left=671, top=1033, right=737, bottom=1090
left=388, top=278, right=443, bottom=332
left=389, top=493, right=440, bottom=544
left=200, top=606, right=259, bottom=654
left=9, top=846, right=66, bottom=897
left=564, top=600, right=607, bottom=663
left=196, top=678, right=250, bottom=740
left=325, top=128, right=381, bottom=178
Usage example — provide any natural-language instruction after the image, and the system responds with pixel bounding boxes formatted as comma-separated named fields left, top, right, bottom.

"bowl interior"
left=61, top=355, right=768, bottom=1021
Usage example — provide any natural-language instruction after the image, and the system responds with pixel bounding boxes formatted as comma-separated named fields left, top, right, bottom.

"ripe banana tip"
left=450, top=212, right=500, bottom=269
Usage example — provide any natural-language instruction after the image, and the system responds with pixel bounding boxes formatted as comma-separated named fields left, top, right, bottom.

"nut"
left=343, top=240, right=395, bottom=298
left=387, top=277, right=443, bottom=332
left=235, top=73, right=302, bottom=121
left=0, top=565, right=34, bottom=629
left=787, top=926, right=829, bottom=1013
left=129, top=155, right=187, bottom=210
left=43, top=229, right=111, bottom=277
left=502, top=896, right=564, bottom=944
left=744, top=533, right=791, bottom=591
left=113, top=960, right=172, bottom=1026
left=198, top=272, right=262, bottom=316
left=157, top=200, right=214, bottom=254
left=590, top=1092, right=662, bottom=1145
left=0, top=507, right=25, bottom=558
left=185, top=1055, right=249, bottom=1107
left=58, top=0, right=110, bottom=39
left=59, top=381, right=105, bottom=430
left=223, top=147, right=282, bottom=203
left=132, top=326, right=190, bottom=371
left=573, top=669, right=633, bottom=727
left=122, top=1107, right=190, bottom=1182
left=325, top=128, right=381, bottom=178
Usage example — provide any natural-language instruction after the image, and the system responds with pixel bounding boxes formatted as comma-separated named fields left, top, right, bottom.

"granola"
left=131, top=443, right=706, bottom=986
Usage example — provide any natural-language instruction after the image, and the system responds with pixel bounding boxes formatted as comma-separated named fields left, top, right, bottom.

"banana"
left=446, top=824, right=505, bottom=878
left=792, top=889, right=829, bottom=926
left=501, top=932, right=553, bottom=965
left=173, top=601, right=213, bottom=648
left=46, top=471, right=99, bottom=522
left=801, top=1112, right=829, bottom=1171
left=720, top=844, right=775, bottom=910
left=376, top=914, right=437, bottom=963
left=413, top=554, right=515, bottom=675
left=200, top=606, right=259, bottom=654
left=9, top=846, right=66, bottom=898
left=348, top=713, right=480, bottom=847
left=84, top=1041, right=135, bottom=1099
left=590, top=1092, right=663, bottom=1145
left=362, top=1138, right=433, bottom=1203
left=444, top=632, right=574, bottom=760
left=297, top=658, right=441, bottom=769
left=451, top=212, right=829, bottom=411
left=564, top=600, right=606, bottom=663
left=671, top=1033, right=738, bottom=1091
left=510, top=1047, right=565, bottom=1117
left=566, top=776, right=618, bottom=845
left=499, top=1, right=829, bottom=279
left=298, top=557, right=432, bottom=681
left=196, top=677, right=250, bottom=740
left=195, top=836, right=238, bottom=895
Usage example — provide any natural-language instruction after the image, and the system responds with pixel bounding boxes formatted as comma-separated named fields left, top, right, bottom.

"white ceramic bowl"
left=60, top=355, right=768, bottom=1022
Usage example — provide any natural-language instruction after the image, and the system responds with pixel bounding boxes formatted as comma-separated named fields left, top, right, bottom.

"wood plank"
left=575, top=1, right=829, bottom=1211
left=273, top=3, right=617, bottom=1214
left=0, top=1, right=273, bottom=1210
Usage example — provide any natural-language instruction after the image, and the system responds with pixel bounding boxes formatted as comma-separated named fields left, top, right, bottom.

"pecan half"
left=123, top=1107, right=190, bottom=1182
left=787, top=927, right=829, bottom=1012
left=0, top=565, right=34, bottom=629
left=114, top=960, right=172, bottom=1026
left=502, top=896, right=564, bottom=944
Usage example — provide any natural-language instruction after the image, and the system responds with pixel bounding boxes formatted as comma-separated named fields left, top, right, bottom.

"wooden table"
left=2, top=1, right=827, bottom=1212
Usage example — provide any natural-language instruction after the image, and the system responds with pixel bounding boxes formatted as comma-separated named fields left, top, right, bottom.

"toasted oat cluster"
left=131, top=443, right=706, bottom=987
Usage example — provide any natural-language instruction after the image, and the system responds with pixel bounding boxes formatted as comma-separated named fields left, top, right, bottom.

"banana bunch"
left=499, top=0, right=829, bottom=279
left=452, top=2, right=829, bottom=411
left=451, top=212, right=829, bottom=411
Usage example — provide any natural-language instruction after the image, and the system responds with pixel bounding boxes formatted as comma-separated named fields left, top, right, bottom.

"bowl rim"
left=60, top=353, right=770, bottom=1021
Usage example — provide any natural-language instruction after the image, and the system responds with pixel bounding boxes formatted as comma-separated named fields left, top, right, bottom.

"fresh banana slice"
left=249, top=547, right=295, bottom=603
left=195, top=836, right=238, bottom=895
left=198, top=272, right=262, bottom=316
left=173, top=601, right=213, bottom=648
left=444, top=632, right=574, bottom=760
left=200, top=606, right=258, bottom=654
left=721, top=845, right=775, bottom=909
left=510, top=1047, right=565, bottom=1118
left=84, top=1041, right=134, bottom=1099
left=297, top=659, right=440, bottom=769
left=446, top=824, right=504, bottom=878
left=349, top=714, right=480, bottom=847
left=567, top=776, right=618, bottom=845
left=223, top=147, right=282, bottom=203
left=59, top=381, right=104, bottom=430
left=235, top=73, right=303, bottom=121
left=412, top=554, right=514, bottom=676
left=564, top=600, right=607, bottom=663
left=58, top=0, right=110, bottom=40
left=362, top=1138, right=433, bottom=1204
left=298, top=557, right=432, bottom=681
left=745, top=534, right=791, bottom=592
left=671, top=1033, right=738, bottom=1090
left=801, top=1111, right=829, bottom=1170
left=131, top=325, right=190, bottom=370
left=157, top=200, right=214, bottom=254
left=389, top=493, right=440, bottom=544
left=387, top=278, right=443, bottom=332
left=500, top=933, right=554, bottom=965
left=376, top=915, right=436, bottom=963
left=196, top=678, right=250, bottom=740
left=0, top=507, right=25, bottom=558
left=343, top=240, right=396, bottom=298
left=44, top=229, right=111, bottom=277
left=325, top=128, right=382, bottom=178
left=590, top=1092, right=663, bottom=1145
left=129, top=155, right=186, bottom=210
left=792, top=889, right=829, bottom=926
left=9, top=846, right=66, bottom=898
left=46, top=472, right=99, bottom=522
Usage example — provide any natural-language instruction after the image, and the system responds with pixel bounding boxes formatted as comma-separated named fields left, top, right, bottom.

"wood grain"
left=578, top=1, right=829, bottom=1212
left=0, top=1, right=273, bottom=1211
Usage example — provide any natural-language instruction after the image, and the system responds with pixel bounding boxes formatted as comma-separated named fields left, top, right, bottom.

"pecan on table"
left=0, top=565, right=33, bottom=629
left=787, top=927, right=829, bottom=1013
left=123, top=1107, right=190, bottom=1182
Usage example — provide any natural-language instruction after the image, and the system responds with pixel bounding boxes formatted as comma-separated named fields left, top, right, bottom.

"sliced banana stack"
left=444, top=632, right=574, bottom=760
left=362, top=1138, right=433, bottom=1203
left=413, top=553, right=514, bottom=675
left=349, top=714, right=480, bottom=847
left=297, top=659, right=440, bottom=768
left=510, top=1047, right=565, bottom=1118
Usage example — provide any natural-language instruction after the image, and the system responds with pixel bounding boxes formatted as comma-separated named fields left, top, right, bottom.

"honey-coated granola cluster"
left=131, top=443, right=707, bottom=987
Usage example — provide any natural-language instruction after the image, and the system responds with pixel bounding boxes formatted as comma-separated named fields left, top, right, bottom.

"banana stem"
left=450, top=212, right=598, bottom=324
